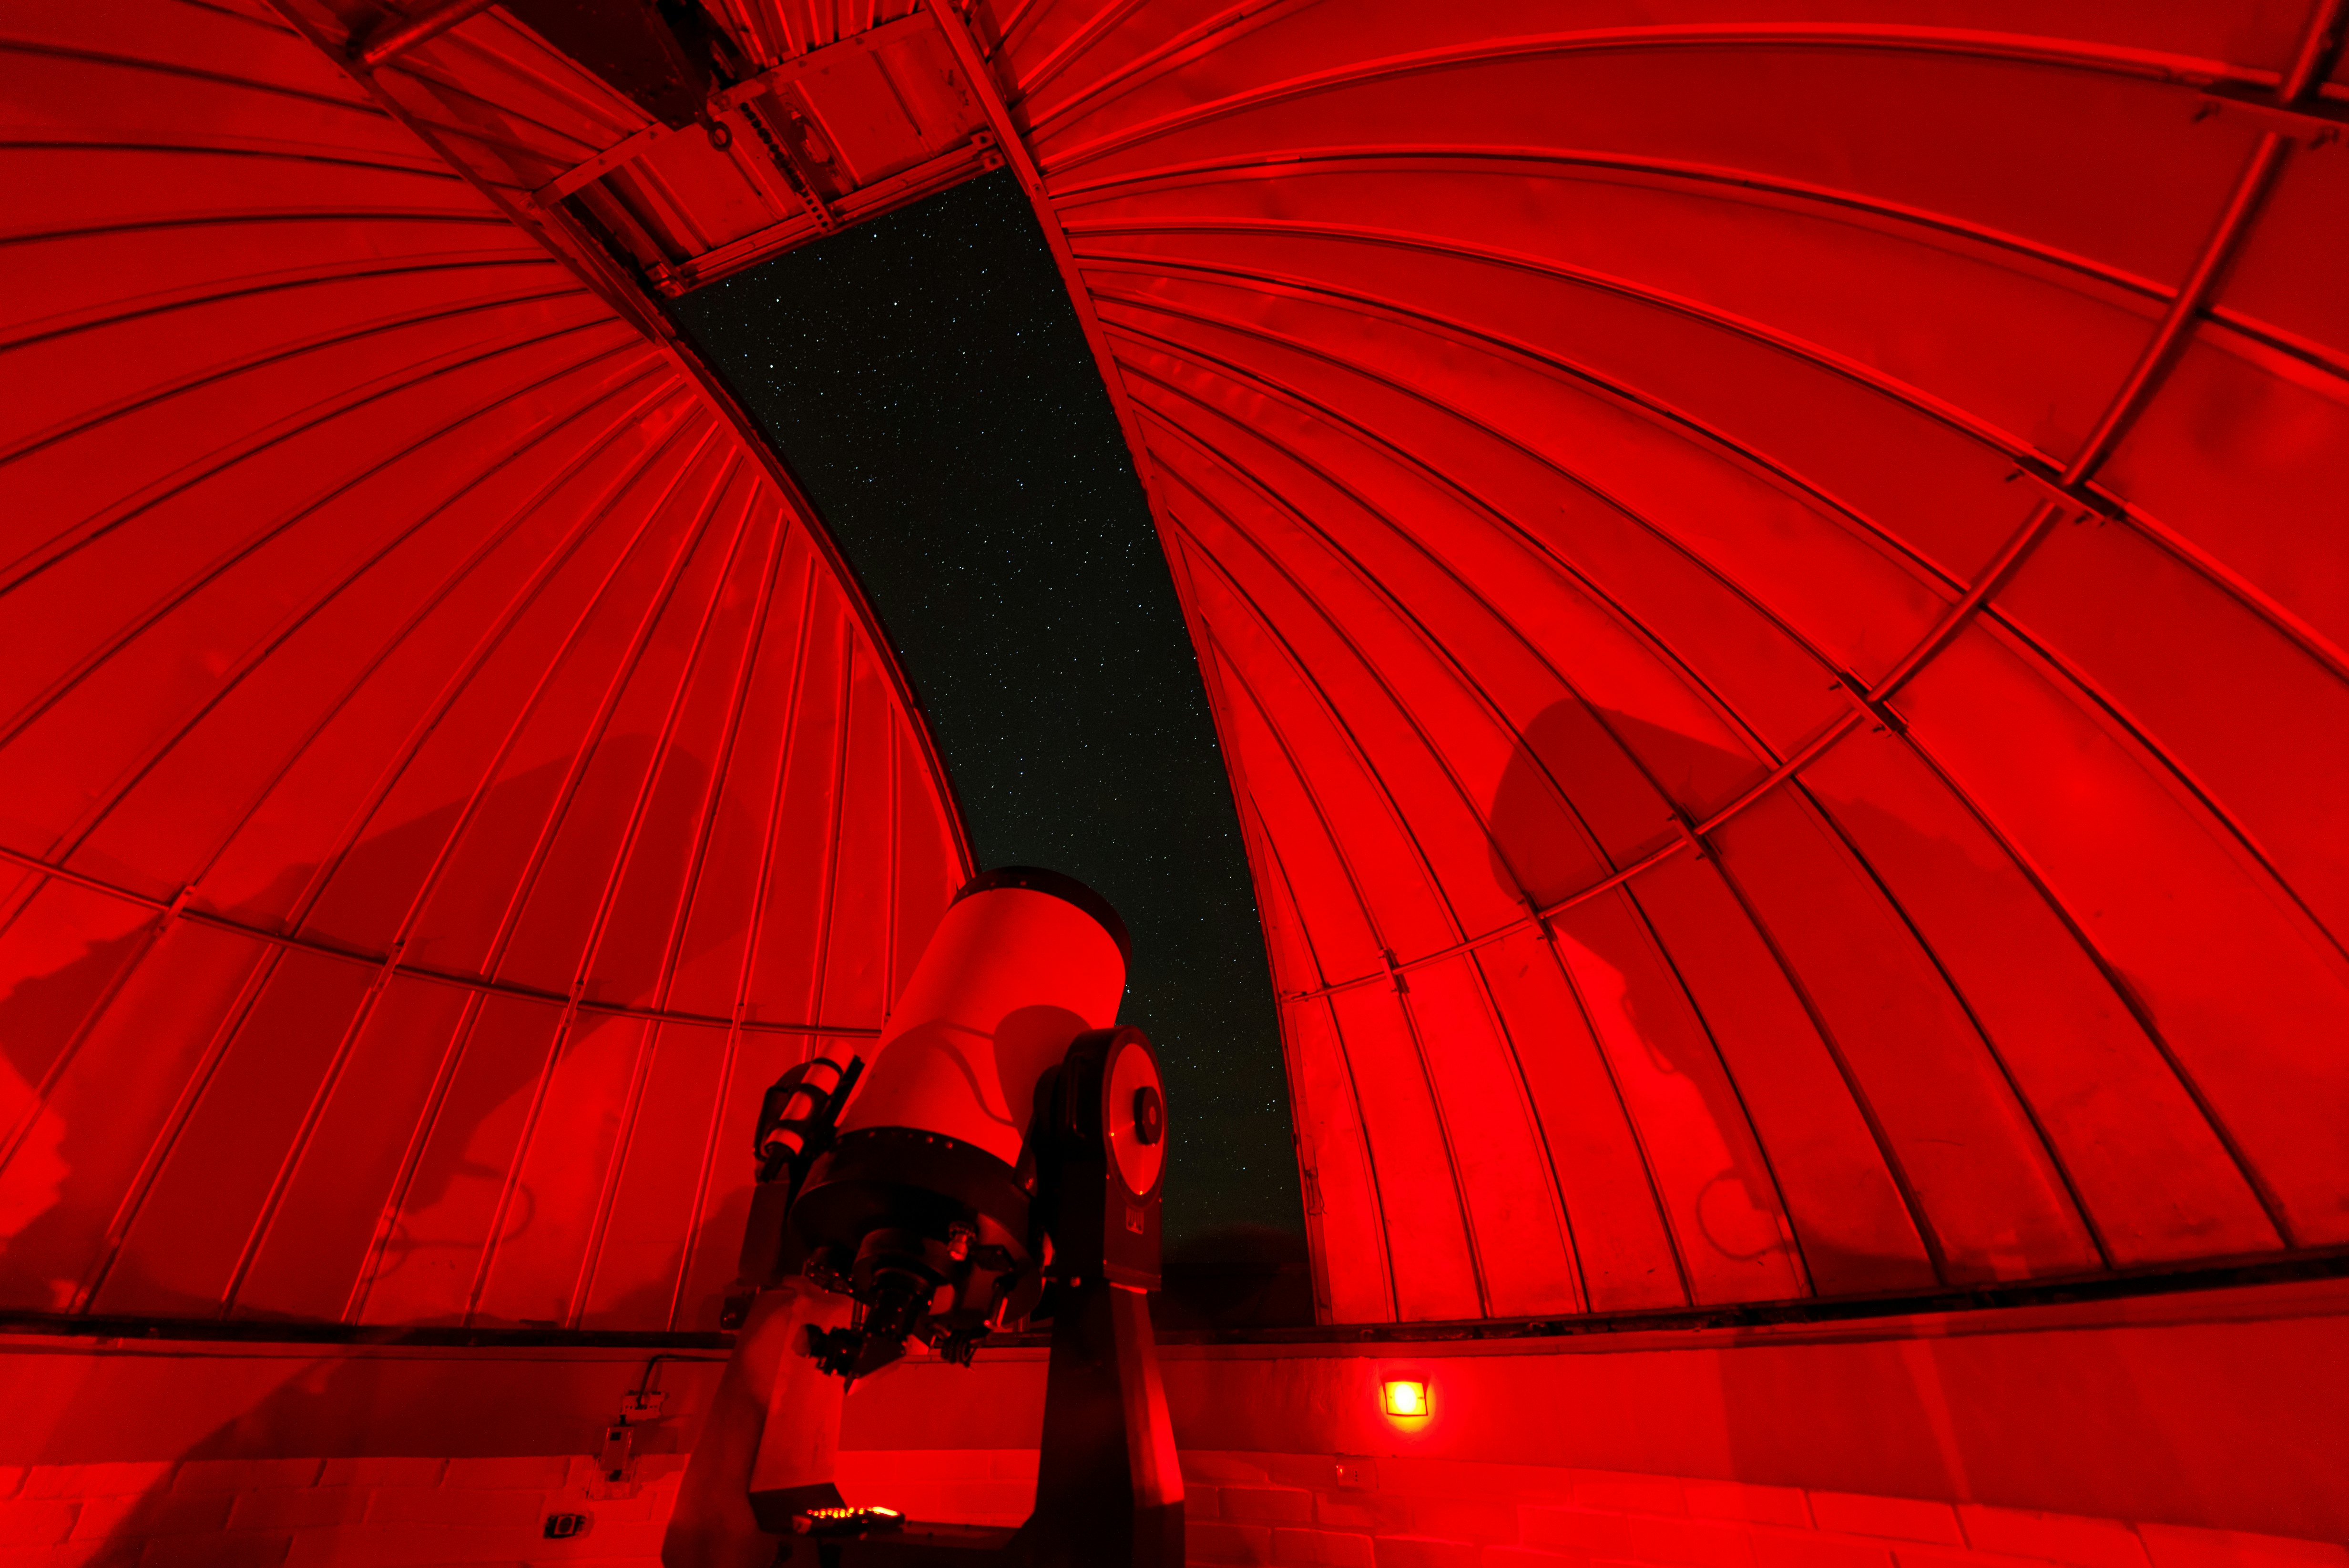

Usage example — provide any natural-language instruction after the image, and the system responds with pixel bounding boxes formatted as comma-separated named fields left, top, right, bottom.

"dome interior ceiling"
left=0, top=0, right=2344, bottom=1329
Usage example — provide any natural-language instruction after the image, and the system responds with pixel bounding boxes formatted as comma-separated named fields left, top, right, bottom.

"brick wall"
left=1170, top=1452, right=2349, bottom=1568
left=836, top=1279, right=2349, bottom=1547
left=0, top=1452, right=684, bottom=1568
left=3, top=1282, right=2339, bottom=1565
left=2, top=1447, right=2341, bottom=1568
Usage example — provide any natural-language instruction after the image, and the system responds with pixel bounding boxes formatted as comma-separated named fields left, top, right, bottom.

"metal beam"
left=919, top=0, right=1160, bottom=480
left=532, top=15, right=939, bottom=205
left=0, top=839, right=877, bottom=1038
left=353, top=0, right=502, bottom=71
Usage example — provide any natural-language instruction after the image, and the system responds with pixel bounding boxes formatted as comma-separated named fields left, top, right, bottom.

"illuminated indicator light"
left=1381, top=1379, right=1429, bottom=1417
left=792, top=1506, right=906, bottom=1537
left=801, top=1507, right=901, bottom=1521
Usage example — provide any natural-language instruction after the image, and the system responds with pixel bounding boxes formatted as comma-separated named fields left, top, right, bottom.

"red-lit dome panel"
left=990, top=0, right=2349, bottom=1319
left=0, top=0, right=965, bottom=1329
left=5, top=0, right=2345, bottom=1340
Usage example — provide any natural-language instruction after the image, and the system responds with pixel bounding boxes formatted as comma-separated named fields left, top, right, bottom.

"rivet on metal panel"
left=2194, top=89, right=2344, bottom=144
left=1834, top=671, right=1907, bottom=734
left=1670, top=809, right=1713, bottom=862
left=350, top=0, right=500, bottom=70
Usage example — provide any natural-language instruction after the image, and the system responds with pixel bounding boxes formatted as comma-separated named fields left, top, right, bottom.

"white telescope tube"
left=838, top=868, right=1128, bottom=1162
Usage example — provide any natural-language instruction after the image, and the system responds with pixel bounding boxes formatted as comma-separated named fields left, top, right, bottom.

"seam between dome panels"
left=0, top=277, right=593, bottom=472
left=266, top=0, right=974, bottom=883
left=460, top=457, right=770, bottom=1328
left=1186, top=617, right=1428, bottom=1324
left=1124, top=339, right=1846, bottom=1296
left=278, top=416, right=733, bottom=1096
left=0, top=844, right=881, bottom=1039
left=1078, top=250, right=2033, bottom=693
left=1086, top=250, right=2349, bottom=997
left=0, top=368, right=692, bottom=1201
left=0, top=37, right=395, bottom=118
left=1268, top=62, right=2316, bottom=1262
left=1265, top=56, right=2312, bottom=1006
left=439, top=444, right=742, bottom=1326
left=1021, top=22, right=2275, bottom=153
left=263, top=403, right=715, bottom=962
left=1128, top=367, right=1765, bottom=1303
left=1071, top=216, right=2349, bottom=699
left=68, top=937, right=283, bottom=1315
left=1168, top=498, right=1784, bottom=1305
left=0, top=249, right=552, bottom=357
left=1171, top=487, right=1631, bottom=1318
left=0, top=310, right=625, bottom=614
left=10, top=348, right=668, bottom=897
left=1102, top=249, right=1968, bottom=1304
left=1071, top=215, right=2091, bottom=573
left=674, top=543, right=820, bottom=1330
left=343, top=434, right=741, bottom=1326
left=1885, top=730, right=2297, bottom=1256
left=1177, top=570, right=1448, bottom=1314
left=1063, top=143, right=2349, bottom=398
left=796, top=627, right=860, bottom=1090
left=1050, top=147, right=2167, bottom=308
left=1032, top=24, right=2279, bottom=178
left=1096, top=303, right=1857, bottom=771
left=1283, top=499, right=2060, bottom=1007
left=0, top=132, right=451, bottom=184
left=1002, top=0, right=1324, bottom=133
left=572, top=497, right=797, bottom=1328
left=1042, top=0, right=2323, bottom=1275
left=1146, top=423, right=1586, bottom=1314
left=0, top=343, right=658, bottom=956
left=1228, top=768, right=1392, bottom=1321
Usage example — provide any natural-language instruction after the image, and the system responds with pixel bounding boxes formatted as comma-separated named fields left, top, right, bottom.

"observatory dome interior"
left=1, top=0, right=2345, bottom=1562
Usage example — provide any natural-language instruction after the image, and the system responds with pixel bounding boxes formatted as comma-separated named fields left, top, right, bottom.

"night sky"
left=671, top=171, right=1302, bottom=1246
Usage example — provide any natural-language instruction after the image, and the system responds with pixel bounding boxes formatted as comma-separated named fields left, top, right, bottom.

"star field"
left=672, top=171, right=1302, bottom=1247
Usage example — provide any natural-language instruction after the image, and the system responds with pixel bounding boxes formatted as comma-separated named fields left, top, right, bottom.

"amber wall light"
left=1381, top=1379, right=1430, bottom=1419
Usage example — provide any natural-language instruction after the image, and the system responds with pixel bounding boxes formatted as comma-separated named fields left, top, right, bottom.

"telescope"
left=664, top=867, right=1183, bottom=1568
